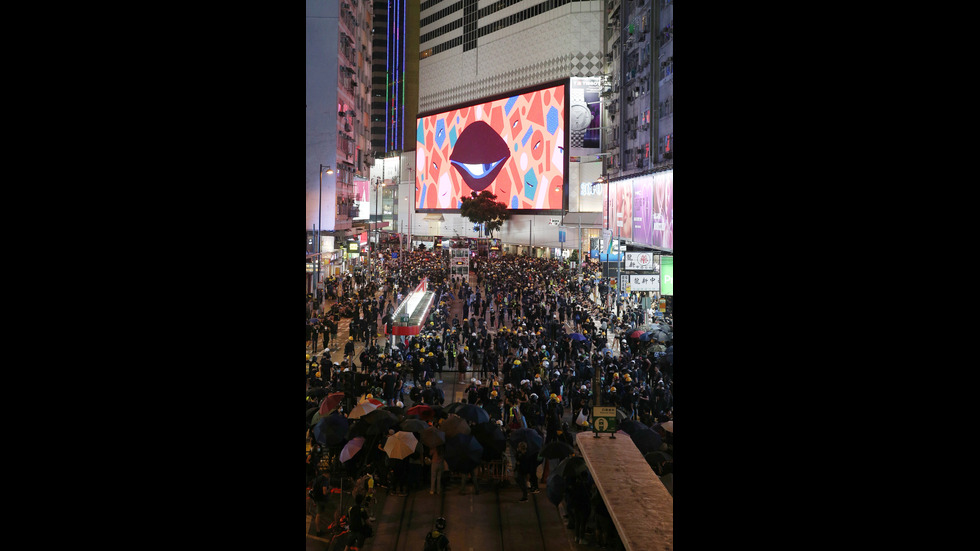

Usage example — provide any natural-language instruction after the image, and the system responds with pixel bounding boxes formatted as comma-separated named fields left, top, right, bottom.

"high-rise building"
left=307, top=0, right=375, bottom=292
left=414, top=0, right=609, bottom=257
left=369, top=1, right=419, bottom=250
left=608, top=0, right=671, bottom=179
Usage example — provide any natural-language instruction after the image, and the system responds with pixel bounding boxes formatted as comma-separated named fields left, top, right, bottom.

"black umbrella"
left=313, top=414, right=349, bottom=446
left=420, top=426, right=446, bottom=449
left=440, top=415, right=471, bottom=438
left=509, top=428, right=544, bottom=456
left=306, top=407, right=319, bottom=426
left=618, top=419, right=648, bottom=436
left=553, top=456, right=588, bottom=478
left=630, top=427, right=663, bottom=455
left=644, top=451, right=673, bottom=473
left=444, top=433, right=484, bottom=473
left=362, top=408, right=399, bottom=426
left=456, top=404, right=491, bottom=424
left=384, top=405, right=406, bottom=417
left=540, top=441, right=575, bottom=460
left=546, top=472, right=565, bottom=506
left=445, top=402, right=465, bottom=414
left=471, top=421, right=506, bottom=460
left=400, top=418, right=430, bottom=433
left=307, top=387, right=329, bottom=399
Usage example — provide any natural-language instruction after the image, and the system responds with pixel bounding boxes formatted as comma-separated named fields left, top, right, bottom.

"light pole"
left=318, top=164, right=334, bottom=291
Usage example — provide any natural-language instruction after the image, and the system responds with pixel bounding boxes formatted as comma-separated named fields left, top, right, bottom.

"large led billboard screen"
left=416, top=80, right=567, bottom=212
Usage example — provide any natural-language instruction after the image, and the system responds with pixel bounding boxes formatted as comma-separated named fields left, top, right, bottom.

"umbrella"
left=471, top=421, right=506, bottom=460
left=616, top=409, right=631, bottom=421
left=618, top=419, right=648, bottom=436
left=348, top=399, right=381, bottom=420
left=383, top=431, right=419, bottom=460
left=347, top=419, right=369, bottom=439
left=430, top=404, right=450, bottom=420
left=420, top=426, right=446, bottom=449
left=340, top=436, right=366, bottom=463
left=638, top=332, right=655, bottom=342
left=362, top=408, right=398, bottom=425
left=644, top=451, right=673, bottom=472
left=306, top=407, right=319, bottom=426
left=659, top=420, right=673, bottom=433
left=444, top=433, right=483, bottom=472
left=455, top=404, right=491, bottom=424
left=384, top=405, right=405, bottom=417
left=445, top=402, right=465, bottom=415
left=509, top=428, right=543, bottom=456
left=440, top=415, right=471, bottom=438
left=540, top=441, right=575, bottom=460
left=366, top=415, right=400, bottom=436
left=553, top=456, right=588, bottom=478
left=400, top=418, right=430, bottom=433
left=629, top=329, right=645, bottom=339
left=630, top=427, right=663, bottom=455
left=569, top=333, right=587, bottom=342
left=319, top=392, right=345, bottom=416
left=307, top=387, right=329, bottom=399
left=313, top=414, right=349, bottom=446
left=546, top=472, right=565, bottom=506
left=406, top=404, right=434, bottom=421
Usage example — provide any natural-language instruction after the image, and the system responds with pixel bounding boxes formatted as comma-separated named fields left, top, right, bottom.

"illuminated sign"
left=416, top=80, right=567, bottom=212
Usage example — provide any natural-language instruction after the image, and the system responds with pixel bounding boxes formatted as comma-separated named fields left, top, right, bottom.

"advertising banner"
left=660, top=256, right=673, bottom=295
left=631, top=175, right=654, bottom=246
left=651, top=171, right=673, bottom=250
left=416, top=81, right=566, bottom=211
left=569, top=77, right=602, bottom=151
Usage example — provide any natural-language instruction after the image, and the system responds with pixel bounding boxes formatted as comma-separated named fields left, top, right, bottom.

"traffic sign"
left=592, top=406, right=618, bottom=433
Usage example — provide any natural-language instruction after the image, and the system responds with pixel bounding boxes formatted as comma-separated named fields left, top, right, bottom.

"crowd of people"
left=306, top=247, right=673, bottom=549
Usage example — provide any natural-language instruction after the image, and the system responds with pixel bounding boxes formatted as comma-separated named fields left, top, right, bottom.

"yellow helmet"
left=491, top=390, right=498, bottom=397
left=514, top=360, right=521, bottom=365
left=610, top=386, right=617, bottom=392
left=316, top=371, right=321, bottom=378
left=306, top=354, right=311, bottom=361
left=428, top=352, right=434, bottom=357
left=426, top=381, right=432, bottom=386
left=367, top=394, right=373, bottom=399
left=396, top=363, right=402, bottom=367
left=349, top=336, right=354, bottom=340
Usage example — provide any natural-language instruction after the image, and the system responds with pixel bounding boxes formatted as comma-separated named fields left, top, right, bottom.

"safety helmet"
left=306, top=354, right=311, bottom=361
left=426, top=381, right=432, bottom=386
left=435, top=517, right=447, bottom=530
left=491, top=390, right=498, bottom=397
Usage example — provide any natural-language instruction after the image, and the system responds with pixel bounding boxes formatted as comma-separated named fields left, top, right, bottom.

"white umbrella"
left=348, top=398, right=383, bottom=419
left=383, top=431, right=419, bottom=460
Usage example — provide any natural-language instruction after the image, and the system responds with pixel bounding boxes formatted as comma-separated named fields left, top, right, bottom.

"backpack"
left=424, top=530, right=448, bottom=551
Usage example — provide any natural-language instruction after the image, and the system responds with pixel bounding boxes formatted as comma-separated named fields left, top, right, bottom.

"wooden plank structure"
left=576, top=432, right=673, bottom=551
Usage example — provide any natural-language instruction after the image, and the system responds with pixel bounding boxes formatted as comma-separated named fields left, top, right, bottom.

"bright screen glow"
left=416, top=83, right=566, bottom=211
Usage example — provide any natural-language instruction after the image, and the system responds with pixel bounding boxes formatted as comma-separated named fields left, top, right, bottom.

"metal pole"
left=317, top=167, right=322, bottom=290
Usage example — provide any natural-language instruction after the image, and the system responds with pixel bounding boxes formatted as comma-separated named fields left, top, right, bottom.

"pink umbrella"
left=340, top=436, right=365, bottom=463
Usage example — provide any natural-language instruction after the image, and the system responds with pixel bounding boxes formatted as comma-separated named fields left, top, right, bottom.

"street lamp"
left=318, top=164, right=334, bottom=290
